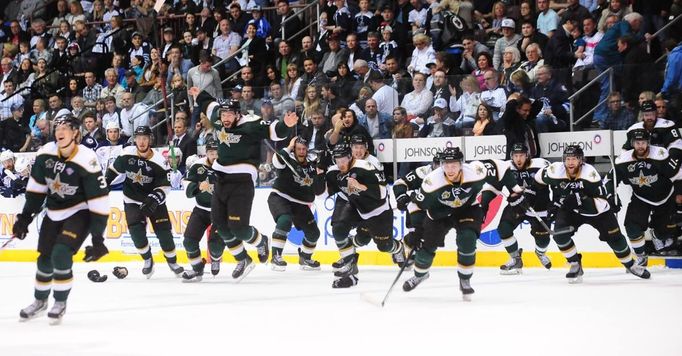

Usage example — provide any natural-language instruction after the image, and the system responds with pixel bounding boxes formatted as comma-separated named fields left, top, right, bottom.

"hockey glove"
left=508, top=192, right=526, bottom=207
left=396, top=194, right=410, bottom=212
left=141, top=191, right=164, bottom=215
left=87, top=270, right=108, bottom=283
left=12, top=213, right=32, bottom=240
left=547, top=201, right=561, bottom=222
left=403, top=232, right=424, bottom=250
left=83, top=243, right=109, bottom=262
left=113, top=266, right=129, bottom=279
left=562, top=192, right=583, bottom=211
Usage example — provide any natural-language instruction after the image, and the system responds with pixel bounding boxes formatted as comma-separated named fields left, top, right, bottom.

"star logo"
left=45, top=174, right=78, bottom=198
left=217, top=129, right=242, bottom=147
left=629, top=171, right=658, bottom=188
left=294, top=173, right=314, bottom=187
left=126, top=169, right=153, bottom=185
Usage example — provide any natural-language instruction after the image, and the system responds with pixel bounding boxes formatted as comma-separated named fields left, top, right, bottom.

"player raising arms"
left=15, top=115, right=109, bottom=324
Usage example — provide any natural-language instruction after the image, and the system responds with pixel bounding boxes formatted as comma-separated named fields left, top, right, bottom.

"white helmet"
left=105, top=121, right=120, bottom=130
left=185, top=154, right=200, bottom=169
left=0, top=150, right=15, bottom=163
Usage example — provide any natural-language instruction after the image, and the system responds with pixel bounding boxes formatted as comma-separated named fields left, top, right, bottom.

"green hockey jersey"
left=106, top=145, right=170, bottom=204
left=24, top=143, right=109, bottom=235
left=271, top=148, right=325, bottom=205
left=481, top=158, right=551, bottom=213
left=393, top=164, right=433, bottom=214
left=415, top=161, right=522, bottom=220
left=185, top=157, right=216, bottom=210
left=534, top=162, right=610, bottom=216
left=623, top=119, right=680, bottom=150
left=609, top=145, right=678, bottom=206
left=325, top=159, right=389, bottom=219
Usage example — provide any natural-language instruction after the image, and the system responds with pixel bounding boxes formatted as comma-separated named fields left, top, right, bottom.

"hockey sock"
left=183, top=238, right=203, bottom=268
left=332, top=224, right=356, bottom=262
left=533, top=233, right=551, bottom=252
left=497, top=221, right=519, bottom=254
left=157, top=229, right=177, bottom=264
left=299, top=222, right=320, bottom=258
left=34, top=253, right=53, bottom=301
left=220, top=229, right=248, bottom=261
left=414, top=247, right=436, bottom=277
left=607, top=235, right=634, bottom=268
left=51, top=244, right=74, bottom=302
left=353, top=228, right=372, bottom=247
left=628, top=234, right=646, bottom=255
left=207, top=235, right=225, bottom=263
left=233, top=226, right=262, bottom=245
left=457, top=229, right=478, bottom=280
left=553, top=232, right=578, bottom=262
left=129, top=224, right=153, bottom=260
left=271, top=233, right=288, bottom=256
left=374, top=236, right=400, bottom=253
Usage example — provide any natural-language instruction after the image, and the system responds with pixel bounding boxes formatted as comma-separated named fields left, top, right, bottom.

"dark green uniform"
left=268, top=148, right=325, bottom=259
left=608, top=146, right=679, bottom=255
left=411, top=161, right=522, bottom=281
left=106, top=145, right=177, bottom=265
left=23, top=143, right=109, bottom=302
left=393, top=164, right=433, bottom=250
left=623, top=119, right=679, bottom=150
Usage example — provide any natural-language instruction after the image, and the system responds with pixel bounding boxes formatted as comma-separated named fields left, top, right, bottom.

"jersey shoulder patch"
left=422, top=167, right=449, bottom=193
left=648, top=145, right=669, bottom=161
left=530, top=158, right=550, bottom=169
left=351, top=159, right=375, bottom=172
left=148, top=150, right=169, bottom=171
left=655, top=119, right=675, bottom=129
left=36, top=142, right=59, bottom=157
left=545, top=162, right=567, bottom=179
left=616, top=149, right=636, bottom=165
left=579, top=163, right=601, bottom=182
left=415, top=165, right=432, bottom=179
left=461, top=161, right=488, bottom=183
left=71, top=145, right=102, bottom=173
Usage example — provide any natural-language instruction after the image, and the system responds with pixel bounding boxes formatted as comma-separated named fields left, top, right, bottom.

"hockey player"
left=325, top=144, right=405, bottom=288
left=350, top=134, right=382, bottom=170
left=1, top=150, right=28, bottom=198
left=480, top=143, right=552, bottom=274
left=623, top=100, right=679, bottom=151
left=181, top=141, right=233, bottom=282
left=608, top=129, right=679, bottom=266
left=14, top=115, right=109, bottom=324
left=106, top=126, right=183, bottom=278
left=392, top=153, right=443, bottom=267
left=402, top=147, right=524, bottom=300
left=191, top=89, right=297, bottom=280
left=268, top=136, right=325, bottom=271
left=534, top=145, right=651, bottom=283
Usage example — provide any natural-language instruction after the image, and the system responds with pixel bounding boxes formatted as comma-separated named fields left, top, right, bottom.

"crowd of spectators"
left=0, top=0, right=681, bottom=181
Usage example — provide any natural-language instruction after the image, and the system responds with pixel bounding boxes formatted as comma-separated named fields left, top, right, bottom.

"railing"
left=279, top=0, right=319, bottom=41
left=568, top=67, right=614, bottom=131
left=647, top=14, right=682, bottom=54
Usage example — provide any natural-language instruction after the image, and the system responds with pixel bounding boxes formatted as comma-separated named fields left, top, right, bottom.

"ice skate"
left=459, top=278, right=475, bottom=301
left=500, top=249, right=523, bottom=275
left=391, top=242, right=407, bottom=267
left=402, top=273, right=430, bottom=292
left=168, top=262, right=184, bottom=277
left=298, top=249, right=321, bottom=271
left=635, top=253, right=648, bottom=267
left=232, top=256, right=255, bottom=282
left=271, top=254, right=287, bottom=272
left=142, top=258, right=154, bottom=279
left=627, top=264, right=651, bottom=279
left=210, top=260, right=221, bottom=276
left=566, top=254, right=584, bottom=284
left=333, top=253, right=358, bottom=277
left=19, top=299, right=47, bottom=321
left=256, top=235, right=270, bottom=263
left=535, top=249, right=552, bottom=269
left=47, top=301, right=66, bottom=325
left=181, top=261, right=204, bottom=282
left=332, top=258, right=345, bottom=272
left=332, top=275, right=358, bottom=288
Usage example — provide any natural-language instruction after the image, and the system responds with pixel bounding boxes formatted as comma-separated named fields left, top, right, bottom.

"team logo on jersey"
left=45, top=174, right=78, bottom=198
left=217, top=130, right=242, bottom=146
left=629, top=171, right=658, bottom=188
left=439, top=195, right=469, bottom=208
left=199, top=178, right=214, bottom=194
left=197, top=167, right=206, bottom=175
left=441, top=191, right=451, bottom=199
left=127, top=169, right=154, bottom=185
left=128, top=158, right=136, bottom=165
left=90, top=158, right=99, bottom=169
left=294, top=173, right=314, bottom=187
left=45, top=159, right=55, bottom=169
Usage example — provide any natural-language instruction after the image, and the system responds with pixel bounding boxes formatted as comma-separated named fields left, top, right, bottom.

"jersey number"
left=97, top=176, right=107, bottom=189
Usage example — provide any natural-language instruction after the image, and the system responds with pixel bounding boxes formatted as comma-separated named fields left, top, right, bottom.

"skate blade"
left=233, top=263, right=256, bottom=284
left=19, top=310, right=45, bottom=322
left=568, top=275, right=583, bottom=284
left=360, top=292, right=384, bottom=308
left=500, top=269, right=522, bottom=275
left=299, top=265, right=321, bottom=271
left=181, top=276, right=203, bottom=283
left=144, top=268, right=155, bottom=280
left=48, top=316, right=63, bottom=326
left=271, top=264, right=287, bottom=272
left=543, top=263, right=552, bottom=270
left=462, top=293, right=473, bottom=302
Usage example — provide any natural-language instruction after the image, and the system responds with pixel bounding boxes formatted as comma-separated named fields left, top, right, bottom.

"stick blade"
left=360, top=292, right=385, bottom=308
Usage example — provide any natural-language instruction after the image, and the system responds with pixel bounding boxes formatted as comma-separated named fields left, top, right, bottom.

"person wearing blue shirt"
left=661, top=42, right=682, bottom=99
left=357, top=98, right=394, bottom=140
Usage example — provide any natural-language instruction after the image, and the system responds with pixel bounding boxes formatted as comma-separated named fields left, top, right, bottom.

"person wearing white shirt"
left=479, top=69, right=507, bottom=121
left=369, top=73, right=400, bottom=116
left=449, top=75, right=482, bottom=131
left=212, top=19, right=241, bottom=61
left=118, top=92, right=149, bottom=138
left=401, top=73, right=434, bottom=123
left=407, top=33, right=436, bottom=75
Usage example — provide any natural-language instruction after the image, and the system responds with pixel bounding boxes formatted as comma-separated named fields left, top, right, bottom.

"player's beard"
left=635, top=147, right=648, bottom=158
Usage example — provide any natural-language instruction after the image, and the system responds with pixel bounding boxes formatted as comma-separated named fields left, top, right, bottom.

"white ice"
left=0, top=262, right=681, bottom=356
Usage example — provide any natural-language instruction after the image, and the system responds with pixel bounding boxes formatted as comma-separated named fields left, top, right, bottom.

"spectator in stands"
left=82, top=113, right=104, bottom=150
left=328, top=109, right=374, bottom=152
left=284, top=63, right=303, bottom=99
left=473, top=52, right=494, bottom=90
left=249, top=6, right=272, bottom=39
left=601, top=91, right=635, bottom=130
left=559, top=0, right=592, bottom=25
left=460, top=35, right=491, bottom=74
left=82, top=72, right=102, bottom=108
left=450, top=74, right=482, bottom=133
left=191, top=29, right=214, bottom=65
left=235, top=66, right=264, bottom=98
left=102, top=96, right=122, bottom=132
left=0, top=104, right=30, bottom=152
left=296, top=57, right=328, bottom=101
left=536, top=0, right=560, bottom=37
left=29, top=99, right=47, bottom=137
left=358, top=98, right=393, bottom=140
left=167, top=45, right=194, bottom=83
left=574, top=17, right=603, bottom=71
left=493, top=19, right=522, bottom=70
left=193, top=113, right=216, bottom=146
left=71, top=96, right=88, bottom=122
left=320, top=35, right=348, bottom=76
left=170, top=74, right=189, bottom=116
left=518, top=20, right=549, bottom=61
left=472, top=103, right=498, bottom=136
left=30, top=58, right=59, bottom=98
left=597, top=0, right=630, bottom=31
left=128, top=32, right=151, bottom=66
left=170, top=115, right=197, bottom=172
left=301, top=85, right=322, bottom=123
left=593, top=12, right=651, bottom=126
left=240, top=85, right=262, bottom=115
left=619, top=35, right=657, bottom=107
left=367, top=72, right=398, bottom=117
left=46, top=94, right=71, bottom=122
left=30, top=118, right=53, bottom=151
left=320, top=83, right=343, bottom=118
left=502, top=95, right=541, bottom=159
left=349, top=86, right=373, bottom=118
left=383, top=55, right=411, bottom=102
left=212, top=19, right=241, bottom=73
left=516, top=43, right=545, bottom=83
left=119, top=92, right=149, bottom=138
left=229, top=3, right=252, bottom=35
left=100, top=68, right=125, bottom=106
left=362, top=32, right=383, bottom=68
left=124, top=71, right=145, bottom=103
left=661, top=41, right=682, bottom=100
left=480, top=69, right=507, bottom=121
left=0, top=80, right=23, bottom=121
left=419, top=98, right=455, bottom=138
left=407, top=33, right=436, bottom=75
left=654, top=95, right=671, bottom=121
left=531, top=65, right=570, bottom=132
left=5, top=57, right=24, bottom=87
left=331, top=62, right=356, bottom=106
left=276, top=40, right=299, bottom=80
left=239, top=23, right=268, bottom=75
left=544, top=20, right=578, bottom=74
left=402, top=72, right=434, bottom=123
left=273, top=0, right=303, bottom=46
left=270, top=82, right=296, bottom=118
left=187, top=52, right=223, bottom=125
left=352, top=59, right=377, bottom=94
left=301, top=110, right=330, bottom=153
left=183, top=14, right=200, bottom=35
left=298, top=36, right=321, bottom=66
left=500, top=46, right=522, bottom=88
left=380, top=5, right=409, bottom=64
left=430, top=70, right=451, bottom=103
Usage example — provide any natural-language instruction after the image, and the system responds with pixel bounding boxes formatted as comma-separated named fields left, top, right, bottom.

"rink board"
left=0, top=184, right=663, bottom=267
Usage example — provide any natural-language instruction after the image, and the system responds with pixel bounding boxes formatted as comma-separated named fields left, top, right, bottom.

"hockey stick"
left=504, top=191, right=574, bottom=236
left=0, top=236, right=16, bottom=250
left=361, top=247, right=416, bottom=308
left=262, top=139, right=302, bottom=179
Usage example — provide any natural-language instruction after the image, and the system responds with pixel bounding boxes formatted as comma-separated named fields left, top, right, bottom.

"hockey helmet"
left=630, top=128, right=650, bottom=144
left=205, top=139, right=219, bottom=152
left=510, top=143, right=529, bottom=155
left=640, top=100, right=656, bottom=113
left=433, top=151, right=444, bottom=165
left=105, top=121, right=121, bottom=131
left=332, top=144, right=352, bottom=159
left=440, top=147, right=464, bottom=162
left=218, top=98, right=241, bottom=113
left=53, top=114, right=80, bottom=130
left=0, top=150, right=15, bottom=163
left=562, top=145, right=584, bottom=161
left=350, top=134, right=368, bottom=147
left=294, top=135, right=309, bottom=146
left=134, top=125, right=153, bottom=137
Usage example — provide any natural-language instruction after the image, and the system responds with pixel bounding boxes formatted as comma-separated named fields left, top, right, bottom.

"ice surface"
left=1, top=262, right=681, bottom=356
